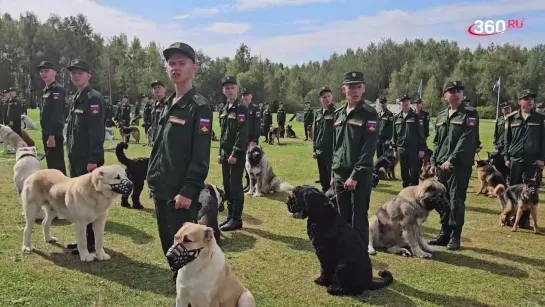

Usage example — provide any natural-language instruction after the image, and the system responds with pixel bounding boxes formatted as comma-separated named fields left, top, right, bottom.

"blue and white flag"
left=492, top=77, right=501, bottom=91
left=417, top=79, right=423, bottom=97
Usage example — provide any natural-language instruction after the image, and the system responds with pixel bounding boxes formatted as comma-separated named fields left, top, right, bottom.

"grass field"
left=1, top=109, right=545, bottom=307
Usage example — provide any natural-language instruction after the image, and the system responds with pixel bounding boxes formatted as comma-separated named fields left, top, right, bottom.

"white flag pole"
left=495, top=77, right=501, bottom=120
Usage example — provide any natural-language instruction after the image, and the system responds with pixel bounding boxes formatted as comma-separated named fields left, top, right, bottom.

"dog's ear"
left=203, top=227, right=214, bottom=243
left=522, top=172, right=530, bottom=184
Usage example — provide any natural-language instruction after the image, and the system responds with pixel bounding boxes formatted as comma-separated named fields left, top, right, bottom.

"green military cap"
left=319, top=86, right=332, bottom=96
left=67, top=59, right=91, bottom=73
left=499, top=102, right=510, bottom=108
left=151, top=80, right=164, bottom=88
left=442, top=80, right=464, bottom=93
left=398, top=94, right=411, bottom=101
left=37, top=60, right=55, bottom=70
left=8, top=87, right=16, bottom=92
left=163, top=42, right=196, bottom=62
left=2, top=89, right=8, bottom=94
left=241, top=88, right=251, bottom=95
left=342, top=71, right=364, bottom=84
left=413, top=97, right=422, bottom=104
left=222, top=76, right=237, bottom=85
left=378, top=97, right=387, bottom=103
left=517, top=89, right=537, bottom=100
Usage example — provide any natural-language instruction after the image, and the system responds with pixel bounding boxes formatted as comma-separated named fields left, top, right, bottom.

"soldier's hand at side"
left=87, top=163, right=98, bottom=173
left=418, top=151, right=424, bottom=159
left=174, top=194, right=191, bottom=209
left=537, top=160, right=545, bottom=169
left=394, top=151, right=399, bottom=160
left=344, top=178, right=358, bottom=190
left=505, top=161, right=511, bottom=168
left=228, top=155, right=237, bottom=164
left=46, top=136, right=56, bottom=148
left=440, top=161, right=452, bottom=170
left=312, top=152, right=317, bottom=159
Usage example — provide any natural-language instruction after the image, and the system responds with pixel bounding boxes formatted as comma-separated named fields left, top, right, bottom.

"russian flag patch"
left=238, top=114, right=245, bottom=122
left=90, top=104, right=100, bottom=115
left=367, top=120, right=377, bottom=132
left=199, top=118, right=211, bottom=133
left=467, top=117, right=477, bottom=126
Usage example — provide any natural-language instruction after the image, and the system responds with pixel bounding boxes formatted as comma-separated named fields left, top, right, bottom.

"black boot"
left=428, top=224, right=451, bottom=246
left=220, top=220, right=242, bottom=231
left=447, top=227, right=462, bottom=251
left=220, top=205, right=233, bottom=227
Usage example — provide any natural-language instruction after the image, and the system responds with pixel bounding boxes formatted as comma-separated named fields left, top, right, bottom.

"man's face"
left=443, top=87, right=463, bottom=104
left=105, top=98, right=110, bottom=104
left=501, top=107, right=511, bottom=115
left=400, top=99, right=411, bottom=112
left=153, top=85, right=165, bottom=98
left=3, top=92, right=9, bottom=99
left=222, top=83, right=238, bottom=101
left=342, top=83, right=365, bottom=102
left=10, top=91, right=16, bottom=98
left=320, top=92, right=333, bottom=106
left=122, top=98, right=128, bottom=104
left=242, top=93, right=252, bottom=104
left=167, top=54, right=197, bottom=84
left=259, top=103, right=263, bottom=108
left=279, top=103, right=284, bottom=108
left=379, top=102, right=387, bottom=111
left=518, top=97, right=534, bottom=112
left=265, top=104, right=269, bottom=110
left=39, top=68, right=56, bottom=84
left=414, top=102, right=422, bottom=112
left=69, top=69, right=91, bottom=88
left=142, top=97, right=149, bottom=104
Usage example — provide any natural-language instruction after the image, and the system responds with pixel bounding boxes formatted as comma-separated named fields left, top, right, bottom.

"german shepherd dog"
left=116, top=120, right=140, bottom=144
left=286, top=125, right=297, bottom=138
left=498, top=170, right=542, bottom=233
left=373, top=141, right=398, bottom=180
left=419, top=148, right=435, bottom=182
left=475, top=159, right=506, bottom=198
left=487, top=151, right=509, bottom=179
left=267, top=126, right=280, bottom=145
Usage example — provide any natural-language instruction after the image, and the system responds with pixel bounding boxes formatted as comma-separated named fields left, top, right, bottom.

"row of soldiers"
left=1, top=88, right=29, bottom=137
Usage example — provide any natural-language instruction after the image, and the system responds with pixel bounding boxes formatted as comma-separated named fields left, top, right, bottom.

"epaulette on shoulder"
left=192, top=94, right=208, bottom=106
left=506, top=111, right=517, bottom=118
left=464, top=106, right=476, bottom=111
left=334, top=105, right=345, bottom=113
left=363, top=103, right=376, bottom=113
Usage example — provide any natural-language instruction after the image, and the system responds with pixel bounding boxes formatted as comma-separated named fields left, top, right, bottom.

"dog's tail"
left=115, top=142, right=133, bottom=167
left=279, top=182, right=294, bottom=192
left=494, top=184, right=506, bottom=197
left=368, top=270, right=394, bottom=290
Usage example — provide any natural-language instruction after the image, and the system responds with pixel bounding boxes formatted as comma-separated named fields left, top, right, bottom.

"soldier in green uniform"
left=428, top=81, right=479, bottom=251
left=313, top=86, right=335, bottom=192
left=277, top=102, right=287, bottom=137
left=303, top=102, right=314, bottom=141
left=392, top=94, right=426, bottom=188
left=242, top=88, right=260, bottom=193
left=413, top=98, right=431, bottom=140
left=218, top=76, right=249, bottom=231
left=536, top=102, right=545, bottom=112
left=64, top=92, right=74, bottom=121
left=462, top=96, right=482, bottom=154
left=134, top=95, right=144, bottom=125
left=37, top=61, right=67, bottom=175
left=377, top=97, right=394, bottom=157
left=65, top=59, right=106, bottom=255
left=150, top=80, right=167, bottom=145
left=262, top=103, right=272, bottom=142
left=142, top=94, right=153, bottom=135
left=493, top=102, right=511, bottom=179
left=104, top=96, right=115, bottom=127
left=146, top=42, right=213, bottom=265
left=1, top=89, right=8, bottom=125
left=331, top=71, right=378, bottom=247
left=117, top=95, right=131, bottom=126
left=7, top=87, right=22, bottom=137
left=503, top=89, right=545, bottom=228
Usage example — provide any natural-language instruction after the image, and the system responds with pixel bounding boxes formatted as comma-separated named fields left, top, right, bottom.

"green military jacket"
left=0, top=98, right=5, bottom=123
left=277, top=107, right=286, bottom=124
left=392, top=109, right=426, bottom=152
left=118, top=104, right=131, bottom=123
left=40, top=81, right=65, bottom=136
left=66, top=86, right=105, bottom=165
left=143, top=103, right=153, bottom=123
left=332, top=101, right=379, bottom=181
left=431, top=102, right=479, bottom=167
left=416, top=109, right=431, bottom=138
left=262, top=109, right=272, bottom=126
left=134, top=103, right=141, bottom=119
left=378, top=108, right=394, bottom=140
left=493, top=115, right=507, bottom=151
left=503, top=110, right=545, bottom=162
left=303, top=107, right=314, bottom=123
left=104, top=103, right=114, bottom=127
left=147, top=88, right=212, bottom=201
left=246, top=102, right=260, bottom=143
left=7, top=96, right=22, bottom=126
left=313, top=104, right=335, bottom=161
left=219, top=99, right=249, bottom=159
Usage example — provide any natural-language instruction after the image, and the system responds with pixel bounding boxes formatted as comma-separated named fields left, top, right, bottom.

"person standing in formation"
left=6, top=87, right=22, bottom=137
left=103, top=96, right=115, bottom=127
left=218, top=76, right=249, bottom=231
left=241, top=88, right=260, bottom=193
left=313, top=86, right=335, bottom=192
left=392, top=94, right=426, bottom=188
left=277, top=102, right=286, bottom=138
left=493, top=102, right=511, bottom=179
left=65, top=59, right=106, bottom=256
left=1, top=89, right=8, bottom=125
left=331, top=71, right=378, bottom=247
left=37, top=61, right=67, bottom=175
left=142, top=94, right=153, bottom=138
left=303, top=101, right=314, bottom=141
left=118, top=95, right=131, bottom=126
left=262, top=102, right=272, bottom=142
left=146, top=42, right=212, bottom=266
left=429, top=81, right=479, bottom=251
left=413, top=98, right=430, bottom=141
left=377, top=97, right=394, bottom=158
left=150, top=80, right=166, bottom=145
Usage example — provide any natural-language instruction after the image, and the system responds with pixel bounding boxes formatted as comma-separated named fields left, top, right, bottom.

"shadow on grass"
left=33, top=249, right=173, bottom=296
left=432, top=251, right=528, bottom=278
left=465, top=246, right=545, bottom=271
left=106, top=220, right=154, bottom=244
left=242, top=213, right=262, bottom=226
left=219, top=231, right=257, bottom=253
left=362, top=281, right=490, bottom=307
left=244, top=227, right=314, bottom=252
left=466, top=205, right=499, bottom=215
left=372, top=187, right=399, bottom=196
left=264, top=191, right=290, bottom=203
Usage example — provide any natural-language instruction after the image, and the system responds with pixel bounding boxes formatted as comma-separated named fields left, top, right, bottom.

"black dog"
left=115, top=142, right=149, bottom=209
left=285, top=185, right=393, bottom=296
left=268, top=126, right=280, bottom=145
left=197, top=184, right=226, bottom=243
left=286, top=125, right=297, bottom=138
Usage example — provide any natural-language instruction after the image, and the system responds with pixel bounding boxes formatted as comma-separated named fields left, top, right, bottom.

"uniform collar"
left=447, top=102, right=467, bottom=117
left=343, top=100, right=364, bottom=115
left=75, top=85, right=91, bottom=101
left=167, top=87, right=196, bottom=109
left=45, top=81, right=57, bottom=90
left=515, top=109, right=535, bottom=120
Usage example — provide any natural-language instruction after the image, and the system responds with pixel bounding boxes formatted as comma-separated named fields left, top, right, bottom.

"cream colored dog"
left=21, top=164, right=133, bottom=262
left=168, top=223, right=256, bottom=307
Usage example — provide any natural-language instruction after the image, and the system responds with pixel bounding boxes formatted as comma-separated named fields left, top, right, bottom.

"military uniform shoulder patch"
left=506, top=111, right=517, bottom=118
left=193, top=94, right=208, bottom=106
left=467, top=117, right=477, bottom=126
left=90, top=104, right=100, bottom=115
left=362, top=103, right=376, bottom=113
left=52, top=92, right=60, bottom=100
left=366, top=120, right=377, bottom=132
left=198, top=118, right=211, bottom=133
left=237, top=113, right=245, bottom=122
left=464, top=106, right=476, bottom=111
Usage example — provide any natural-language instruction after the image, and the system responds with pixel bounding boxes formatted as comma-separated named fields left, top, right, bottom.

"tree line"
left=1, top=12, right=544, bottom=118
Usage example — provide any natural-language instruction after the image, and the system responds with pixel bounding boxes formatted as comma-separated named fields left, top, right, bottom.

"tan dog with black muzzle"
left=167, top=223, right=256, bottom=307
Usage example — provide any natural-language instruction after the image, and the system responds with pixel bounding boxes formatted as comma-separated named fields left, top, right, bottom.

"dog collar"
left=18, top=153, right=39, bottom=161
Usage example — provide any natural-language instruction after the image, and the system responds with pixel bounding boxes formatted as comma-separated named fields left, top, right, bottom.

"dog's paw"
left=79, top=252, right=95, bottom=262
left=326, top=285, right=347, bottom=296
left=314, top=275, right=330, bottom=287
left=22, top=245, right=33, bottom=253
left=96, top=251, right=111, bottom=261
left=422, top=245, right=435, bottom=253
left=511, top=227, right=518, bottom=232
left=253, top=193, right=263, bottom=197
left=368, top=247, right=377, bottom=255
left=400, top=248, right=413, bottom=257
left=45, top=236, right=58, bottom=243
left=415, top=251, right=432, bottom=259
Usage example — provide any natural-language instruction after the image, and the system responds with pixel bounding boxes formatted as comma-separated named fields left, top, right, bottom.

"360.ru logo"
left=468, top=19, right=525, bottom=36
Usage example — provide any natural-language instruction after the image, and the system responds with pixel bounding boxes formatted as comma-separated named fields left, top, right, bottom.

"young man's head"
left=163, top=42, right=197, bottom=84
left=442, top=81, right=464, bottom=105
left=242, top=88, right=253, bottom=104
left=37, top=61, right=57, bottom=85
left=378, top=97, right=387, bottom=111
left=67, top=59, right=91, bottom=89
left=151, top=80, right=166, bottom=99
left=341, top=71, right=365, bottom=103
left=221, top=76, right=238, bottom=102
left=413, top=98, right=423, bottom=112
left=319, top=86, right=333, bottom=107
left=517, top=89, right=536, bottom=113
left=122, top=95, right=129, bottom=104
left=500, top=102, right=512, bottom=115
left=398, top=94, right=411, bottom=112
left=141, top=94, right=150, bottom=104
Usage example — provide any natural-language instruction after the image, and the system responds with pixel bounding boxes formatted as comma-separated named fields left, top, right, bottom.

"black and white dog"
left=197, top=184, right=226, bottom=243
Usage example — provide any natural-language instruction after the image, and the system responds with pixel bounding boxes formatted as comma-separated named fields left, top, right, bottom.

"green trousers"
left=221, top=158, right=245, bottom=223
left=436, top=165, right=472, bottom=227
left=154, top=198, right=198, bottom=255
left=333, top=170, right=372, bottom=247
left=399, top=148, right=419, bottom=188
left=43, top=134, right=66, bottom=175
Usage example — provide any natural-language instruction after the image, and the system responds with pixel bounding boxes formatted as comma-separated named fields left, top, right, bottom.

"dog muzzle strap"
left=110, top=178, right=133, bottom=195
left=166, top=243, right=203, bottom=271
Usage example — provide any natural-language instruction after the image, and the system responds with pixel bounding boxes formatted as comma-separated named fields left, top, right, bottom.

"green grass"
left=1, top=110, right=545, bottom=307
